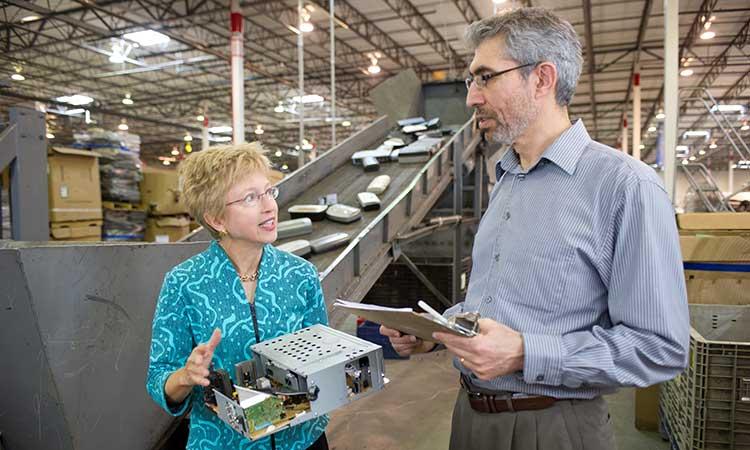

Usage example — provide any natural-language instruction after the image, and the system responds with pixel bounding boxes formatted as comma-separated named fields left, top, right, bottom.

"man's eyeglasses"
left=226, top=186, right=279, bottom=207
left=464, top=62, right=537, bottom=90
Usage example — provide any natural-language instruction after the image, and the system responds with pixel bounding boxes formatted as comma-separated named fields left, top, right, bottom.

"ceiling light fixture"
left=291, top=94, right=324, bottom=104
left=46, top=133, right=55, bottom=139
left=698, top=149, right=706, bottom=155
left=655, top=109, right=665, bottom=120
left=680, top=68, right=694, bottom=77
left=682, top=130, right=711, bottom=139
left=681, top=159, right=689, bottom=165
left=209, top=125, right=232, bottom=134
left=56, top=94, right=94, bottom=106
left=118, top=119, right=129, bottom=131
left=21, top=15, right=40, bottom=23
left=254, top=125, right=264, bottom=135
left=300, top=10, right=314, bottom=33
left=171, top=148, right=180, bottom=156
left=183, top=133, right=193, bottom=142
left=10, top=73, right=25, bottom=81
left=689, top=156, right=697, bottom=161
left=700, top=30, right=716, bottom=40
left=742, top=122, right=750, bottom=131
left=274, top=102, right=285, bottom=113
left=342, top=120, right=351, bottom=127
left=648, top=125, right=657, bottom=132
left=163, top=160, right=171, bottom=166
left=275, top=150, right=283, bottom=157
left=122, top=93, right=134, bottom=105
left=123, top=30, right=171, bottom=47
left=709, top=141, right=718, bottom=149
left=196, top=114, right=205, bottom=122
left=281, top=164, right=289, bottom=170
left=710, top=104, right=745, bottom=113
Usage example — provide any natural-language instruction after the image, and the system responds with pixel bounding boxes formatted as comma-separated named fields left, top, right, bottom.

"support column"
left=621, top=115, right=628, bottom=153
left=728, top=159, right=735, bottom=193
left=298, top=0, right=305, bottom=169
left=230, top=0, right=245, bottom=144
left=201, top=117, right=209, bottom=151
left=663, top=0, right=679, bottom=203
left=330, top=0, right=336, bottom=148
left=632, top=69, right=642, bottom=160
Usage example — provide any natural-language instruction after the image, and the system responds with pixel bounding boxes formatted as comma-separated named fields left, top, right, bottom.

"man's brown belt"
left=460, top=375, right=557, bottom=414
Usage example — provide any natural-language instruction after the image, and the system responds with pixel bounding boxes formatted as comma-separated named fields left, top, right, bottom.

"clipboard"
left=334, top=299, right=477, bottom=342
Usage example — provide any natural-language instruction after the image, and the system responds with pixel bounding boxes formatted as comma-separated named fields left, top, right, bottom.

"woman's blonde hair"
left=179, top=142, right=271, bottom=238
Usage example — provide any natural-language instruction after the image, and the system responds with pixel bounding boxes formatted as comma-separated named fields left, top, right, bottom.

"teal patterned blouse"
left=146, top=240, right=329, bottom=450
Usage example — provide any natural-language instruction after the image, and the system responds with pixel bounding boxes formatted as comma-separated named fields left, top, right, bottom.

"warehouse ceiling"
left=0, top=0, right=749, bottom=170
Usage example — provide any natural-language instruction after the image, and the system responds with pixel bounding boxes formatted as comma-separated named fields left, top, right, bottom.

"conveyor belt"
left=276, top=159, right=426, bottom=270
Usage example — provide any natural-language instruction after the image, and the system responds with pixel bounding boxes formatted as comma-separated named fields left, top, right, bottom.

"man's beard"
left=479, top=92, right=538, bottom=145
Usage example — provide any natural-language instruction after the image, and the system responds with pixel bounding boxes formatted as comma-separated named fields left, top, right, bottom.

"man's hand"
left=433, top=318, right=524, bottom=381
left=380, top=325, right=436, bottom=356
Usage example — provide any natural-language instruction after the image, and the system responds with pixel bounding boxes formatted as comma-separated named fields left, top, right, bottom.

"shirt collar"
left=209, top=239, right=274, bottom=279
left=495, top=119, right=591, bottom=179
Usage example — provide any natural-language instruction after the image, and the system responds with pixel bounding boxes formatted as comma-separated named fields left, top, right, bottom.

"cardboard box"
left=684, top=269, right=750, bottom=305
left=677, top=212, right=750, bottom=230
left=145, top=215, right=191, bottom=243
left=50, top=220, right=102, bottom=241
left=140, top=168, right=187, bottom=216
left=635, top=385, right=660, bottom=432
left=48, top=147, right=102, bottom=222
left=680, top=233, right=750, bottom=262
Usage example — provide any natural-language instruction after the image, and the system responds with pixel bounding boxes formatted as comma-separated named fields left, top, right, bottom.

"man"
left=381, top=7, right=689, bottom=450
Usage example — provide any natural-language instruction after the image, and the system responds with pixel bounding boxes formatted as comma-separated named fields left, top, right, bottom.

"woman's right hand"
left=181, top=328, right=222, bottom=387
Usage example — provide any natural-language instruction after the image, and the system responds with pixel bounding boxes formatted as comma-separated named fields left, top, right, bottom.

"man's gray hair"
left=465, top=7, right=583, bottom=106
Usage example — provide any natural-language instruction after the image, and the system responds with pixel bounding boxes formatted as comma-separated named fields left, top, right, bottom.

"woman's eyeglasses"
left=226, top=186, right=279, bottom=207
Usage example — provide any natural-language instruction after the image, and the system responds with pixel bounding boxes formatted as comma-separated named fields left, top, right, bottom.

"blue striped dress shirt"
left=445, top=119, right=690, bottom=399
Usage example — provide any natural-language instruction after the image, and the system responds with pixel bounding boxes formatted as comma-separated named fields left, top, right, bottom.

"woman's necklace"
left=238, top=268, right=259, bottom=282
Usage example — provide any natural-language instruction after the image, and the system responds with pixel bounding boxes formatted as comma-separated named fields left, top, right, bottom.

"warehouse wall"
left=672, top=169, right=750, bottom=209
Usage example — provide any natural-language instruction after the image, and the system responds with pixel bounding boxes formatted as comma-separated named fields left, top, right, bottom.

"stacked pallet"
left=140, top=167, right=190, bottom=243
left=47, top=147, right=103, bottom=242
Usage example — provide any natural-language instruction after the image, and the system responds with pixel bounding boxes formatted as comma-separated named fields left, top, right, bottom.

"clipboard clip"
left=418, top=300, right=480, bottom=337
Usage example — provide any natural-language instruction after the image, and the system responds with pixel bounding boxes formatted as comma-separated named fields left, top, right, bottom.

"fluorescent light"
left=209, top=125, right=232, bottom=133
left=162, top=160, right=171, bottom=166
left=118, top=121, right=129, bottom=131
left=342, top=120, right=351, bottom=127
left=171, top=148, right=180, bottom=156
left=122, top=93, right=133, bottom=105
left=300, top=21, right=314, bottom=33
left=196, top=114, right=205, bottom=122
left=10, top=73, right=25, bottom=81
left=66, top=108, right=85, bottom=115
left=274, top=103, right=285, bottom=113
left=681, top=160, right=689, bottom=165
left=709, top=142, right=718, bottom=149
left=291, top=94, right=324, bottom=104
left=212, top=136, right=232, bottom=142
left=689, top=156, right=697, bottom=161
left=123, top=30, right=170, bottom=47
left=639, top=144, right=645, bottom=150
left=700, top=30, right=716, bottom=40
left=676, top=145, right=689, bottom=151
left=21, top=15, right=40, bottom=22
left=302, top=142, right=313, bottom=150
left=656, top=110, right=665, bottom=120
left=46, top=133, right=55, bottom=139
left=710, top=104, right=745, bottom=113
left=183, top=134, right=193, bottom=142
left=281, top=164, right=289, bottom=170
left=742, top=124, right=750, bottom=131
left=368, top=64, right=381, bottom=74
left=680, top=68, right=694, bottom=77
left=698, top=149, right=706, bottom=155
left=682, top=130, right=710, bottom=139
left=56, top=94, right=94, bottom=105
left=274, top=150, right=282, bottom=157
left=648, top=126, right=657, bottom=132
left=254, top=125, right=264, bottom=135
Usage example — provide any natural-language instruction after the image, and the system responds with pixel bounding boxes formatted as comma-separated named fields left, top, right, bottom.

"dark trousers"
left=449, top=389, right=617, bottom=450
left=307, top=432, right=329, bottom=450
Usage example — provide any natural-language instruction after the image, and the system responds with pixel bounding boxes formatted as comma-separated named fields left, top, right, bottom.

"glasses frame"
left=225, top=186, right=279, bottom=207
left=464, top=62, right=538, bottom=90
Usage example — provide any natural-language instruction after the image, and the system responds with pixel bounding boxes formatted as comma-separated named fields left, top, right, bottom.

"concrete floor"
left=328, top=350, right=669, bottom=450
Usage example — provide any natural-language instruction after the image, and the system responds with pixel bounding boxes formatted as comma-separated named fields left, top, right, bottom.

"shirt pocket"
left=501, top=240, right=574, bottom=314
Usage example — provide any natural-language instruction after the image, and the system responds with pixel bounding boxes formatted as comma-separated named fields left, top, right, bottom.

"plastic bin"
left=660, top=304, right=750, bottom=450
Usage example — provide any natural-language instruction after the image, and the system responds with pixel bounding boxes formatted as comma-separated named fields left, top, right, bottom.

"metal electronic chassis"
left=205, top=324, right=386, bottom=441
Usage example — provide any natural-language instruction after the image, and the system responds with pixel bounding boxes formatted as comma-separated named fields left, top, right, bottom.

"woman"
left=146, top=143, right=329, bottom=450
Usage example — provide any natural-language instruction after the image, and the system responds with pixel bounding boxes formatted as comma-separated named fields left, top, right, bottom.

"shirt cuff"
left=522, top=333, right=565, bottom=386
left=161, top=370, right=192, bottom=416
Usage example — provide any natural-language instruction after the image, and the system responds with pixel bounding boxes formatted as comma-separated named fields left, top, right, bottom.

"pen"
left=418, top=300, right=451, bottom=326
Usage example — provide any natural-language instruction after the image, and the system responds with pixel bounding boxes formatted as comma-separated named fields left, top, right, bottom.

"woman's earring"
left=219, top=230, right=228, bottom=239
